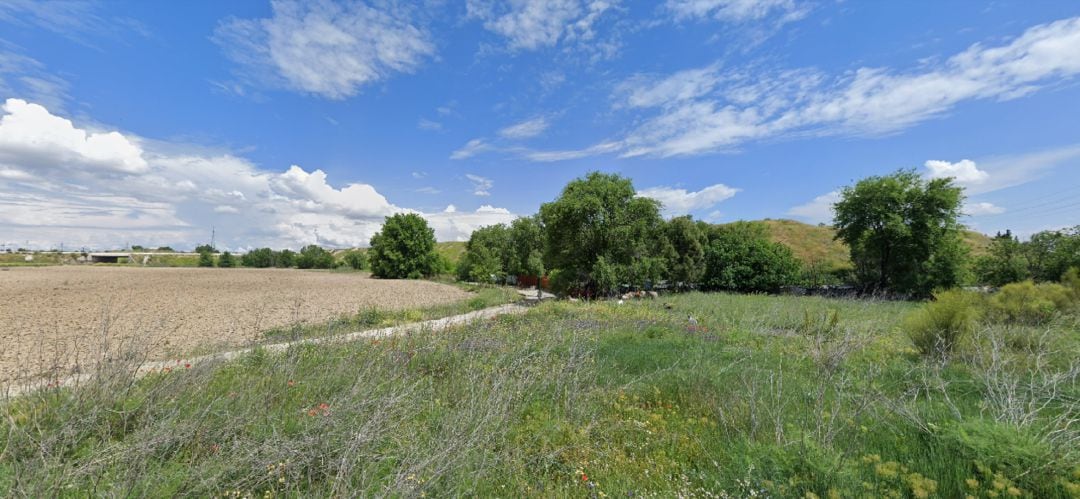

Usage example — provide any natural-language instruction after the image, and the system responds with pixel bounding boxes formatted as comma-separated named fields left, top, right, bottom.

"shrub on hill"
left=989, top=280, right=1073, bottom=325
left=197, top=251, right=214, bottom=267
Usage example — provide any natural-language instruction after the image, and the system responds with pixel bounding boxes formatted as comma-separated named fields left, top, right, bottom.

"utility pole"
left=210, top=226, right=216, bottom=251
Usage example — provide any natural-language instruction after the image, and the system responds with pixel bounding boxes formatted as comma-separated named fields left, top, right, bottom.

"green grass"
left=2, top=293, right=1078, bottom=497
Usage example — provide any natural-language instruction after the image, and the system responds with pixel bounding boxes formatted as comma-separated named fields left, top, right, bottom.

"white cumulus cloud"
left=787, top=190, right=840, bottom=225
left=924, top=159, right=989, bottom=185
left=965, top=202, right=1006, bottom=216
left=637, top=183, right=739, bottom=216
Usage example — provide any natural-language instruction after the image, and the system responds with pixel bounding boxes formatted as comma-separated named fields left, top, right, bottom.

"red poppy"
left=582, top=474, right=588, bottom=482
left=184, top=363, right=191, bottom=369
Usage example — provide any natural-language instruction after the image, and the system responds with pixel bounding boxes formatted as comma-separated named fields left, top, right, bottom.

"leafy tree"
left=241, top=248, right=275, bottom=268
left=663, top=215, right=707, bottom=289
left=539, top=172, right=665, bottom=295
left=701, top=222, right=800, bottom=293
left=341, top=250, right=367, bottom=270
left=217, top=251, right=236, bottom=268
left=833, top=169, right=967, bottom=297
left=973, top=230, right=1029, bottom=286
left=1024, top=226, right=1080, bottom=282
left=275, top=249, right=297, bottom=268
left=507, top=215, right=545, bottom=279
left=197, top=251, right=215, bottom=267
left=130, top=245, right=146, bottom=251
left=194, top=244, right=218, bottom=254
left=369, top=213, right=438, bottom=279
left=156, top=246, right=175, bottom=252
left=296, top=245, right=335, bottom=269
left=458, top=224, right=511, bottom=283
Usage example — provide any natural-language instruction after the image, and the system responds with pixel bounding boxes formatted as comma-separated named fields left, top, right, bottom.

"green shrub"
left=1063, top=267, right=1080, bottom=302
left=241, top=248, right=274, bottom=268
left=296, top=245, right=335, bottom=269
left=197, top=251, right=214, bottom=267
left=905, top=289, right=981, bottom=356
left=340, top=250, right=367, bottom=270
left=217, top=251, right=236, bottom=268
left=989, top=281, right=1072, bottom=325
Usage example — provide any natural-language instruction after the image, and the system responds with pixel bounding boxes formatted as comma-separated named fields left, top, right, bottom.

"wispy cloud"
left=523, top=16, right=1080, bottom=161
left=466, top=173, right=493, bottom=196
left=214, top=0, right=435, bottom=99
left=665, top=0, right=809, bottom=23
left=466, top=0, right=617, bottom=51
left=498, top=116, right=550, bottom=139
left=787, top=190, right=839, bottom=225
left=450, top=138, right=491, bottom=160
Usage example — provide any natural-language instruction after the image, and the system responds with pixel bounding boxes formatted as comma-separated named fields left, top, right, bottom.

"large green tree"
left=539, top=172, right=666, bottom=295
left=369, top=213, right=438, bottom=279
left=296, top=245, right=335, bottom=269
left=833, top=169, right=967, bottom=296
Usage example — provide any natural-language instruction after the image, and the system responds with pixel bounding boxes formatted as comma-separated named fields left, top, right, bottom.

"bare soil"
left=0, top=266, right=469, bottom=382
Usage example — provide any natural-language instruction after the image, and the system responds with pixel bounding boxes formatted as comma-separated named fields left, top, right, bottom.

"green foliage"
left=340, top=250, right=367, bottom=270
left=296, top=245, right=335, bottom=270
left=275, top=249, right=296, bottom=268
left=240, top=248, right=275, bottom=268
left=834, top=169, right=968, bottom=297
left=156, top=246, right=175, bottom=252
left=974, top=230, right=1030, bottom=286
left=904, top=289, right=982, bottom=356
left=508, top=215, right=545, bottom=278
left=196, top=251, right=215, bottom=267
left=217, top=251, right=236, bottom=268
left=539, top=172, right=666, bottom=294
left=457, top=224, right=511, bottom=283
left=989, top=280, right=1073, bottom=325
left=663, top=215, right=706, bottom=289
left=1063, top=267, right=1080, bottom=301
left=701, top=222, right=800, bottom=293
left=1025, top=226, right=1080, bottom=282
left=194, top=244, right=218, bottom=254
left=369, top=213, right=438, bottom=279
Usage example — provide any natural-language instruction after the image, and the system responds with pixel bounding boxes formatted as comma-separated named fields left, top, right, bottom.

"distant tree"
left=275, top=249, right=297, bottom=268
left=197, top=251, right=215, bottom=267
left=156, top=246, right=175, bottom=252
left=217, top=251, right=236, bottom=268
left=341, top=249, right=367, bottom=270
left=130, top=245, right=146, bottom=251
left=194, top=244, right=218, bottom=254
left=833, top=169, right=967, bottom=297
left=458, top=224, right=511, bottom=283
left=702, top=222, right=800, bottom=293
left=539, top=172, right=666, bottom=295
left=1024, top=226, right=1080, bottom=282
left=508, top=215, right=546, bottom=287
left=241, top=248, right=275, bottom=268
left=663, top=215, right=707, bottom=289
left=973, top=230, right=1029, bottom=286
left=296, top=245, right=335, bottom=269
left=369, top=213, right=438, bottom=279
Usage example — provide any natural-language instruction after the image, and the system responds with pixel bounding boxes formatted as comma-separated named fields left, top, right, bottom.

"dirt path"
left=2, top=303, right=529, bottom=398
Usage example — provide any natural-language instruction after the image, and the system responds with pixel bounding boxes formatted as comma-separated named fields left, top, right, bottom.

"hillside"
left=757, top=219, right=993, bottom=269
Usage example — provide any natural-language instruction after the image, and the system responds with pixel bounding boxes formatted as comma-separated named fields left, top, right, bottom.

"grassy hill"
left=754, top=219, right=993, bottom=270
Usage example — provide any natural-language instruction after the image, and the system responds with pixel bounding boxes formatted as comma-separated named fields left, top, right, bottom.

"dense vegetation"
left=368, top=213, right=440, bottom=279
left=3, top=291, right=1077, bottom=497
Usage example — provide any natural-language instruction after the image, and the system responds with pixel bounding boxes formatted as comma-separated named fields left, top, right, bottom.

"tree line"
left=198, top=170, right=1077, bottom=299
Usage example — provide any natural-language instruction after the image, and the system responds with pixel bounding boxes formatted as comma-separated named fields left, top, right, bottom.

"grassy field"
left=2, top=291, right=1077, bottom=497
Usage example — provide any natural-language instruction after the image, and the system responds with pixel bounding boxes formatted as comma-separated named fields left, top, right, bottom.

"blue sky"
left=1, top=0, right=1079, bottom=251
